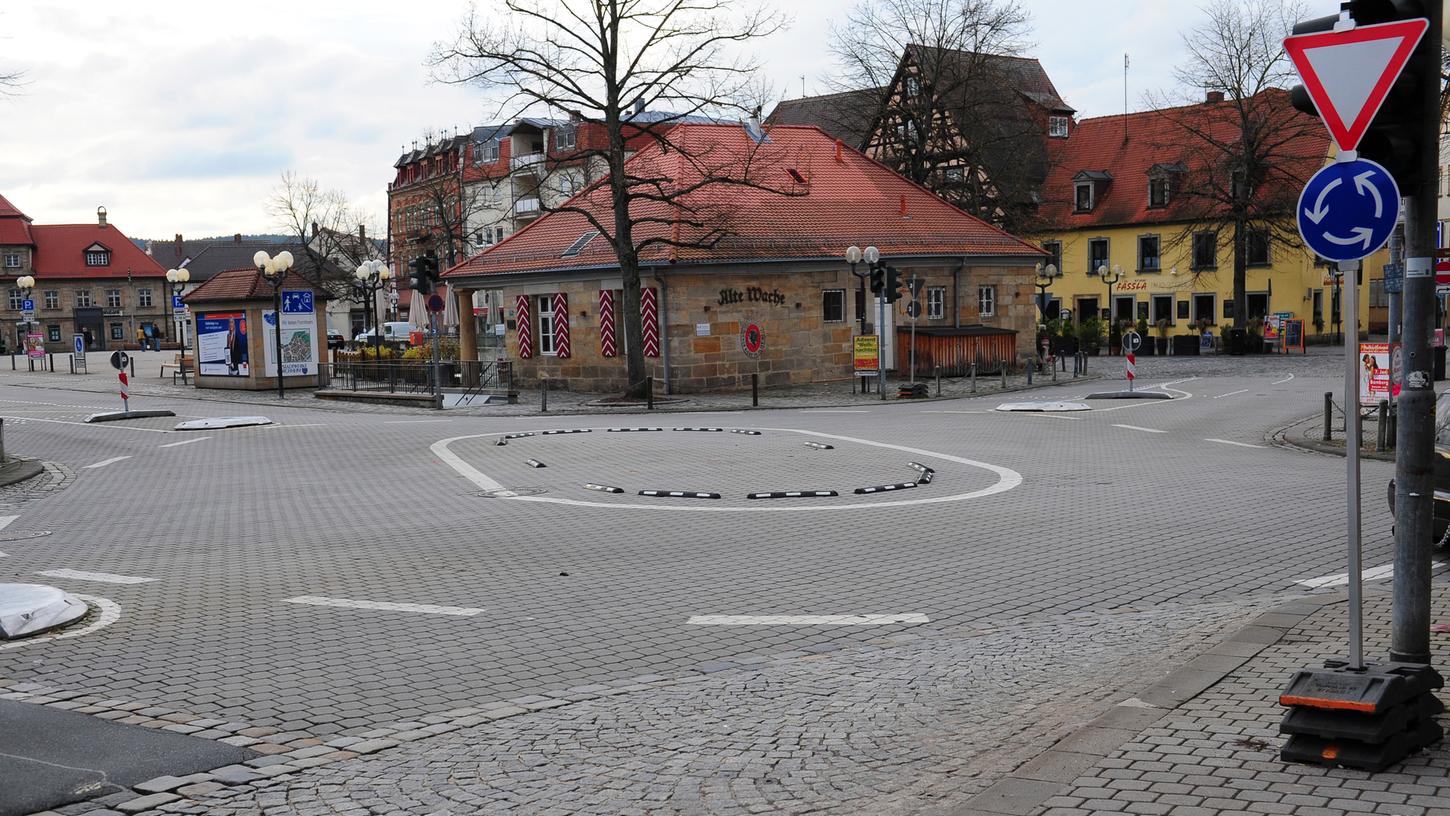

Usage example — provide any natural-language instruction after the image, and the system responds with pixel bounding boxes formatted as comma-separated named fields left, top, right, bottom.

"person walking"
left=136, top=326, right=146, bottom=351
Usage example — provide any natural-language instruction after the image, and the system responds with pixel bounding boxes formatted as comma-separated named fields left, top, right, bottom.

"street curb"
left=1269, top=412, right=1395, bottom=461
left=946, top=591, right=1349, bottom=816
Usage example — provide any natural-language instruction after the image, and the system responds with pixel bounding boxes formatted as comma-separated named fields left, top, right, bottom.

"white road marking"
left=433, top=428, right=1022, bottom=513
left=1013, top=413, right=1080, bottom=421
left=1090, top=377, right=1197, bottom=412
left=1272, top=373, right=1295, bottom=385
left=802, top=410, right=870, bottom=413
left=259, top=423, right=329, bottom=430
left=0, top=594, right=120, bottom=651
left=1212, top=389, right=1249, bottom=399
left=1112, top=424, right=1166, bottom=434
left=384, top=419, right=453, bottom=424
left=1294, top=564, right=1396, bottom=588
left=82, top=456, right=131, bottom=469
left=0, top=515, right=17, bottom=531
left=921, top=410, right=990, bottom=414
left=686, top=614, right=929, bottom=626
left=1206, top=438, right=1266, bottom=449
left=37, top=569, right=157, bottom=585
left=0, top=416, right=171, bottom=433
left=159, top=436, right=209, bottom=448
left=282, top=595, right=484, bottom=617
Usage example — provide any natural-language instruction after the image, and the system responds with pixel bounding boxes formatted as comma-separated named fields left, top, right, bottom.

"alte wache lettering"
left=718, top=287, right=786, bottom=306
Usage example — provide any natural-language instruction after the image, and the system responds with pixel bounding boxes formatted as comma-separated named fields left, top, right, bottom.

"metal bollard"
left=970, top=363, right=977, bottom=393
left=68, top=354, right=74, bottom=374
left=129, top=357, right=135, bottom=379
left=1025, top=360, right=1033, bottom=385
left=1052, top=358, right=1058, bottom=381
left=1377, top=399, right=1389, bottom=452
left=1323, top=392, right=1332, bottom=442
left=1388, top=403, right=1397, bottom=447
left=751, top=372, right=758, bottom=407
left=1000, top=367, right=1007, bottom=389
left=48, top=352, right=54, bottom=372
left=935, top=365, right=941, bottom=396
left=541, top=377, right=550, bottom=412
left=646, top=376, right=654, bottom=410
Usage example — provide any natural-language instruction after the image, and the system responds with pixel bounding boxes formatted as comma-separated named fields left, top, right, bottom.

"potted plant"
left=1173, top=319, right=1202, bottom=356
left=1134, top=317, right=1152, bottom=356
left=1078, top=315, right=1104, bottom=356
left=1154, top=318, right=1170, bottom=356
left=1107, top=318, right=1122, bottom=356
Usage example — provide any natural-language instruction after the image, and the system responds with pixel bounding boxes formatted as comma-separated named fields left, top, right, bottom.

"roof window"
left=561, top=230, right=599, bottom=258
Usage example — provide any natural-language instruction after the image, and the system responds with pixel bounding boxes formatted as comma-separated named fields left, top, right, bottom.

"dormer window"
left=1048, top=116, right=1069, bottom=138
left=1147, top=163, right=1184, bottom=209
left=1075, top=182, right=1094, bottom=212
left=1148, top=177, right=1170, bottom=208
left=84, top=244, right=110, bottom=267
left=1072, top=171, right=1112, bottom=213
left=904, top=76, right=921, bottom=99
left=555, top=124, right=577, bottom=151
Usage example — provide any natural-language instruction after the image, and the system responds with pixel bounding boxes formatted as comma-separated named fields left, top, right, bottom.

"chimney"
left=835, top=139, right=844, bottom=163
left=1205, top=90, right=1225, bottom=104
left=234, top=233, right=241, bottom=243
left=311, top=221, right=319, bottom=237
left=358, top=224, right=366, bottom=241
left=96, top=206, right=107, bottom=228
left=634, top=96, right=646, bottom=116
left=174, top=234, right=183, bottom=258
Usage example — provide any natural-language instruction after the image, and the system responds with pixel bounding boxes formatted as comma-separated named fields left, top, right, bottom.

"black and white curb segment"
left=504, top=432, right=536, bottom=439
left=638, top=490, right=721, bottom=499
left=917, top=471, right=934, bottom=484
left=673, top=427, right=723, bottom=432
left=541, top=429, right=592, bottom=435
left=747, top=490, right=839, bottom=500
left=583, top=483, right=625, bottom=494
left=525, top=459, right=547, bottom=468
left=729, top=429, right=762, bottom=435
left=607, top=427, right=663, bottom=432
left=854, top=482, right=918, bottom=495
left=907, top=462, right=935, bottom=475
left=495, top=438, right=508, bottom=446
left=803, top=442, right=834, bottom=450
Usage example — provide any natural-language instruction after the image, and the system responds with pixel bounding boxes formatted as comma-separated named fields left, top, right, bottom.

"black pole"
left=274, top=285, right=284, bottom=400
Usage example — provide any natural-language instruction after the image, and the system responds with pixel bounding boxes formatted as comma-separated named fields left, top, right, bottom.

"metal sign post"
left=1343, top=259, right=1364, bottom=670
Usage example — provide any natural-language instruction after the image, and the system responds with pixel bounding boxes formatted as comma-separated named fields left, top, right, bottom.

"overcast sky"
left=0, top=1, right=1256, bottom=242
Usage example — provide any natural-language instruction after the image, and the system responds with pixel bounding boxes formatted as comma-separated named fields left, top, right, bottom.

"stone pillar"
left=456, top=287, right=479, bottom=387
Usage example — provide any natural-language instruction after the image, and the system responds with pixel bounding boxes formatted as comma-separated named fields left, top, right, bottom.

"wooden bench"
left=160, top=355, right=194, bottom=384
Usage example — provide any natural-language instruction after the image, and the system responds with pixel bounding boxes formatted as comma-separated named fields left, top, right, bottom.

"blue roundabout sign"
left=1296, top=158, right=1399, bottom=263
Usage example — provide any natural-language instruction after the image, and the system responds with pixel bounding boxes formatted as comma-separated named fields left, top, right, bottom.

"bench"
left=161, top=355, right=195, bottom=384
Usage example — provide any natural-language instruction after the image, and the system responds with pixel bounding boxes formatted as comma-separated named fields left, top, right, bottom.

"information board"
left=1283, top=319, right=1305, bottom=354
left=853, top=335, right=879, bottom=375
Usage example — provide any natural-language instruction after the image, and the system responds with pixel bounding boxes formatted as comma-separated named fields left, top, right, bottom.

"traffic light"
left=1289, top=1, right=1434, bottom=187
left=884, top=266, right=904, bottom=303
left=408, top=254, right=434, bottom=295
left=869, top=265, right=884, bottom=294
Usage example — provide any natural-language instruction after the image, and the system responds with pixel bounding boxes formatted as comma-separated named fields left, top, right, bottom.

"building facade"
left=1, top=198, right=169, bottom=352
left=444, top=124, right=1044, bottom=393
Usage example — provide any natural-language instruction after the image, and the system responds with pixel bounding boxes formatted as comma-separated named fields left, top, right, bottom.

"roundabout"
left=431, top=426, right=1022, bottom=513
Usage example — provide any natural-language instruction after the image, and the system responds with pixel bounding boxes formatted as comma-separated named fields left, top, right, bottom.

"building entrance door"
left=74, top=307, right=104, bottom=350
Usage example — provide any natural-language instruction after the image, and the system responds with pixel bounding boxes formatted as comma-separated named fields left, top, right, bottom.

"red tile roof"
left=28, top=224, right=167, bottom=280
left=1035, top=89, right=1329, bottom=230
left=0, top=194, right=34, bottom=246
left=446, top=124, right=1044, bottom=279
left=183, top=267, right=324, bottom=304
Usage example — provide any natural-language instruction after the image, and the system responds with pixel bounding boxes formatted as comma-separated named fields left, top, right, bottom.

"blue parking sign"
left=171, top=294, right=184, bottom=311
left=20, top=298, right=33, bottom=312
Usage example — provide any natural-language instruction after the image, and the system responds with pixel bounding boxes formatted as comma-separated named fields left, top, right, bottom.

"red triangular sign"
left=1284, top=18, right=1428, bottom=152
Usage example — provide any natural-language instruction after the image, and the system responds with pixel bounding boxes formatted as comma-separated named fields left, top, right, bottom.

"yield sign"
left=1283, top=18, right=1428, bottom=152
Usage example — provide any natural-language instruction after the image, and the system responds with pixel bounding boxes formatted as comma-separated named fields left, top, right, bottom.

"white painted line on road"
left=1294, top=561, right=1447, bottom=588
left=0, top=515, right=17, bottom=531
left=1272, top=373, right=1295, bottom=385
left=0, top=416, right=171, bottom=433
left=384, top=419, right=453, bottom=424
left=1112, top=424, right=1166, bottom=434
left=260, top=423, right=329, bottom=429
left=1205, top=438, right=1266, bottom=449
left=1014, top=413, right=1080, bottom=421
left=37, top=569, right=157, bottom=585
left=802, top=410, right=870, bottom=413
left=1212, top=389, right=1249, bottom=399
left=1091, top=377, right=1197, bottom=412
left=282, top=595, right=484, bottom=617
left=159, top=436, right=210, bottom=448
left=0, top=594, right=120, bottom=651
left=687, top=614, right=929, bottom=626
left=921, top=410, right=990, bottom=414
left=82, top=456, right=131, bottom=469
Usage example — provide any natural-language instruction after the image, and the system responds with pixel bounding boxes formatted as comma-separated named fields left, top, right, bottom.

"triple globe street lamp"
left=355, top=259, right=391, bottom=365
left=843, top=244, right=880, bottom=337
left=253, top=250, right=295, bottom=400
left=1097, top=263, right=1123, bottom=354
left=165, top=267, right=191, bottom=383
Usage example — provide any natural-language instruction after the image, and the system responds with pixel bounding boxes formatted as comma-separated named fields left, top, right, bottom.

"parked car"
left=1386, top=389, right=1450, bottom=544
left=354, top=322, right=414, bottom=344
left=326, top=331, right=345, bottom=350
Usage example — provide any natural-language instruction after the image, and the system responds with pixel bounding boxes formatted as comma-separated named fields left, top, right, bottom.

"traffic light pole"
left=877, top=288, right=887, bottom=401
left=1391, top=0, right=1442, bottom=665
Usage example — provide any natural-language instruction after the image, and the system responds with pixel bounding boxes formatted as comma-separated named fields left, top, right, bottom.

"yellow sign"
left=853, top=335, right=879, bottom=373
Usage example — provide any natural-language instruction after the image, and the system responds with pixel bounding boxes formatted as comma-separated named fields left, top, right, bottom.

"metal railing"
left=321, top=359, right=512, bottom=398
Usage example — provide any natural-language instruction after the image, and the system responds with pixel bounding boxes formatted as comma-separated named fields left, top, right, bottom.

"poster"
left=853, top=335, right=879, bottom=374
left=196, top=312, right=249, bottom=376
left=1358, top=342, right=1401, bottom=407
left=25, top=333, right=44, bottom=359
left=262, top=292, right=318, bottom=377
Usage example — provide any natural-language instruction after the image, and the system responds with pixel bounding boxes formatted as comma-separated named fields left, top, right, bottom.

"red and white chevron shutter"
left=641, top=287, right=660, bottom=358
left=599, top=290, right=617, bottom=357
left=515, top=294, right=533, bottom=359
left=553, top=292, right=571, bottom=358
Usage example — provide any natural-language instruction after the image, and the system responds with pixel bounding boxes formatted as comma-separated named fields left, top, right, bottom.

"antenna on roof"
left=800, top=75, right=805, bottom=97
left=1123, top=53, right=1130, bottom=145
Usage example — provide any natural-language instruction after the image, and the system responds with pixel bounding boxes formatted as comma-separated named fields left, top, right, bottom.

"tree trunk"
left=1232, top=220, right=1247, bottom=329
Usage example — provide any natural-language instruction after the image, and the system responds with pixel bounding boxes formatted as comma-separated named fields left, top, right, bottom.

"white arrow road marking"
left=283, top=595, right=484, bottom=617
left=1325, top=226, right=1375, bottom=249
left=37, top=569, right=157, bottom=585
left=1206, top=438, right=1266, bottom=449
left=82, top=456, right=131, bottom=469
left=687, top=614, right=929, bottom=626
left=0, top=516, right=18, bottom=531
left=1304, top=177, right=1341, bottom=224
left=159, top=436, right=209, bottom=448
left=1354, top=170, right=1383, bottom=217
left=1272, top=374, right=1295, bottom=385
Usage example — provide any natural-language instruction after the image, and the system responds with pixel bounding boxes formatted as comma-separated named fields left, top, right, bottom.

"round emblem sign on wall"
left=741, top=322, right=764, bottom=357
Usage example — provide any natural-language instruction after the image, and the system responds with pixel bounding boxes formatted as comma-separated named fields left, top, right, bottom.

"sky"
left=0, top=0, right=1250, bottom=242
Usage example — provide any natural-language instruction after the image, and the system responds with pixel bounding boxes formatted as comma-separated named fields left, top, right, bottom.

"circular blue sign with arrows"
left=1297, top=158, right=1399, bottom=262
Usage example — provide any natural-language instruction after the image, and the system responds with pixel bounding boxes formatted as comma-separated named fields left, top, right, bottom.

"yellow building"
left=1027, top=90, right=1383, bottom=344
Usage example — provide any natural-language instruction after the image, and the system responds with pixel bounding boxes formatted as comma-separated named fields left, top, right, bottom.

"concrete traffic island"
left=85, top=409, right=176, bottom=423
left=0, top=583, right=87, bottom=640
left=1084, top=390, right=1173, bottom=400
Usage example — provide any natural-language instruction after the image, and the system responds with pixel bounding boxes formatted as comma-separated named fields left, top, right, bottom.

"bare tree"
left=430, top=0, right=787, bottom=399
left=1153, top=0, right=1320, bottom=330
left=829, top=0, right=1048, bottom=230
left=268, top=172, right=382, bottom=304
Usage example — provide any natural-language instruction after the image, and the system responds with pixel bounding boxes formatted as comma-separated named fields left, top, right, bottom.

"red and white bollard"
left=1125, top=352, right=1136, bottom=392
left=118, top=370, right=129, bottom=412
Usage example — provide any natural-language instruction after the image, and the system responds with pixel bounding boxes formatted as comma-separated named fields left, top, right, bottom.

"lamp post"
left=1034, top=262, right=1058, bottom=319
left=355, top=260, right=391, bottom=365
left=16, top=274, right=34, bottom=354
left=254, top=250, right=295, bottom=399
left=863, top=245, right=883, bottom=398
left=1098, top=263, right=1122, bottom=355
left=126, top=269, right=136, bottom=348
left=165, top=268, right=190, bottom=382
left=845, top=245, right=867, bottom=337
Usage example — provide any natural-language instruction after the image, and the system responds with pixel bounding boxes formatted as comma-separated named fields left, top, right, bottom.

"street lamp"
left=845, top=245, right=866, bottom=337
left=254, top=250, right=294, bottom=399
left=862, top=246, right=883, bottom=398
left=355, top=260, right=391, bottom=365
left=165, top=268, right=190, bottom=382
left=1098, top=263, right=1122, bottom=354
left=1034, top=262, right=1058, bottom=319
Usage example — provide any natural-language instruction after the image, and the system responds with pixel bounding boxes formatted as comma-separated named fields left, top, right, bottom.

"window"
left=926, top=287, right=945, bottom=320
left=1148, top=177, right=1170, bottom=208
left=137, top=289, right=153, bottom=308
left=47, top=325, right=60, bottom=342
left=1088, top=238, right=1109, bottom=274
left=1049, top=116, right=1069, bottom=138
left=75, top=290, right=92, bottom=308
left=1193, top=231, right=1217, bottom=270
left=536, top=294, right=557, bottom=355
left=6, top=289, right=20, bottom=310
left=1152, top=294, right=1174, bottom=325
left=1138, top=235, right=1161, bottom=272
left=478, top=139, right=500, bottom=164
left=978, top=286, right=995, bottom=317
left=1075, top=182, right=1094, bottom=212
left=1246, top=228, right=1270, bottom=266
left=109, top=322, right=124, bottom=341
left=43, top=291, right=58, bottom=310
left=822, top=289, right=846, bottom=323
left=944, top=167, right=964, bottom=184
left=1223, top=299, right=1235, bottom=320
left=904, top=76, right=921, bottom=98
left=1041, top=240, right=1062, bottom=272
left=1177, top=300, right=1190, bottom=320
left=3, top=253, right=20, bottom=268
left=106, top=289, right=122, bottom=308
left=1193, top=293, right=1216, bottom=325
left=555, top=124, right=577, bottom=151
left=85, top=250, right=109, bottom=266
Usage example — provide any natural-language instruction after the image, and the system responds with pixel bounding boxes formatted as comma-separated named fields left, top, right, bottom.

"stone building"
left=0, top=197, right=168, bottom=352
left=443, top=123, right=1045, bottom=393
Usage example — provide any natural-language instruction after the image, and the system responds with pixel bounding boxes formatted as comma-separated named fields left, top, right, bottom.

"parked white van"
left=354, top=322, right=414, bottom=344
